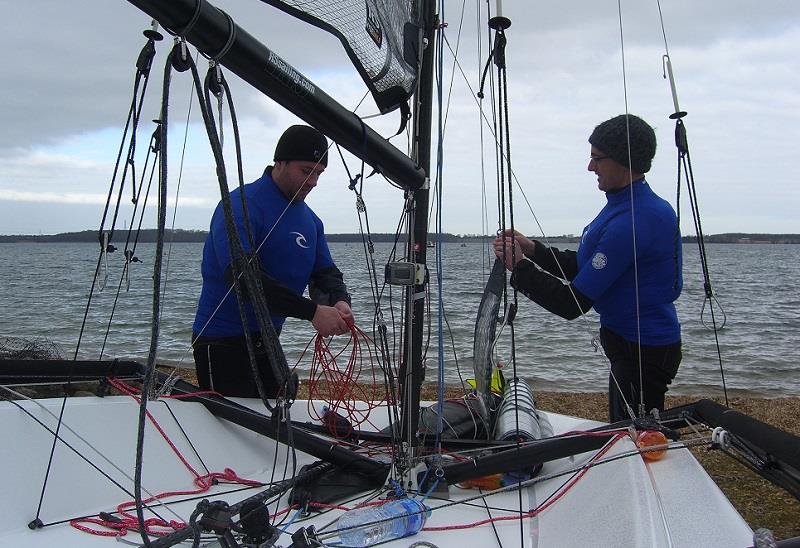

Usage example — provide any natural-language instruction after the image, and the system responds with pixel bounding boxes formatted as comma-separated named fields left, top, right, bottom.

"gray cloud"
left=1, top=0, right=798, bottom=235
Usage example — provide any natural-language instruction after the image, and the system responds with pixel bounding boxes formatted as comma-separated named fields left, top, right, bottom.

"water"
left=0, top=240, right=798, bottom=398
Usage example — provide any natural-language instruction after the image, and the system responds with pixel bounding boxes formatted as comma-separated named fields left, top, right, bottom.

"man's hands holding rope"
left=493, top=229, right=535, bottom=272
left=311, top=301, right=354, bottom=337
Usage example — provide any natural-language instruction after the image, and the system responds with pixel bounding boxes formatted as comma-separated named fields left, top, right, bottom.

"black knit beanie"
left=588, top=114, right=656, bottom=173
left=273, top=125, right=328, bottom=166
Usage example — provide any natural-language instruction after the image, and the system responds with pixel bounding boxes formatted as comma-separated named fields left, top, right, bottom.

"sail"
left=258, top=0, right=422, bottom=114
left=472, top=258, right=506, bottom=424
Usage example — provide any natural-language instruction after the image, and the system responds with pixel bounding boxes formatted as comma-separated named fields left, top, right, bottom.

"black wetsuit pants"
left=192, top=332, right=282, bottom=398
left=599, top=326, right=682, bottom=423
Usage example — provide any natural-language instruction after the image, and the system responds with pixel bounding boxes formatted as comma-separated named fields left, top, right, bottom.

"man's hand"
left=496, top=229, right=535, bottom=255
left=493, top=235, right=526, bottom=272
left=311, top=304, right=350, bottom=337
left=334, top=301, right=355, bottom=327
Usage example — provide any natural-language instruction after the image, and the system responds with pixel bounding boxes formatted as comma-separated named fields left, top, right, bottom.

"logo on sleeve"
left=291, top=231, right=309, bottom=249
left=591, top=252, right=607, bottom=270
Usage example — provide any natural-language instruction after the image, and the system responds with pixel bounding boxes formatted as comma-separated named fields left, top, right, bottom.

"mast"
left=398, top=0, right=436, bottom=471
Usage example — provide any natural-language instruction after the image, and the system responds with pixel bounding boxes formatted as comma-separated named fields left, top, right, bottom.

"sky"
left=1, top=1, right=798, bottom=237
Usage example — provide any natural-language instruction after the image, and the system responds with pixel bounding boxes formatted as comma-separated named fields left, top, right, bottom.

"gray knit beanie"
left=588, top=114, right=656, bottom=173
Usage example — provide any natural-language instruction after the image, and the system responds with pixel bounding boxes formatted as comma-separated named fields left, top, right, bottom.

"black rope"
left=75, top=30, right=160, bottom=364
left=197, top=62, right=291, bottom=410
left=99, top=123, right=161, bottom=360
left=204, top=66, right=256, bottom=252
left=672, top=116, right=729, bottom=407
left=132, top=37, right=178, bottom=548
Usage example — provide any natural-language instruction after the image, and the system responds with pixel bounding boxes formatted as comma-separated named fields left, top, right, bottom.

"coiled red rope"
left=300, top=324, right=391, bottom=438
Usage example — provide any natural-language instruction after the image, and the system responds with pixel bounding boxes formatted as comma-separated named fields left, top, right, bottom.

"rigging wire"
left=428, top=0, right=494, bottom=467
left=74, top=27, right=161, bottom=361
left=655, top=0, right=729, bottom=406
left=477, top=1, right=496, bottom=280
left=3, top=387, right=182, bottom=530
left=440, top=1, right=630, bottom=419
left=30, top=25, right=164, bottom=532
left=614, top=0, right=645, bottom=421
left=334, top=143, right=404, bottom=467
left=98, top=125, right=160, bottom=361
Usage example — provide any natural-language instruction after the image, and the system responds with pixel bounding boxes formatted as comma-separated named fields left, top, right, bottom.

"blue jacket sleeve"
left=511, top=260, right=593, bottom=320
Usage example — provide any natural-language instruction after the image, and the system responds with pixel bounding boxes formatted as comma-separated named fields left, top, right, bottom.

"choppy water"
left=1, top=241, right=798, bottom=398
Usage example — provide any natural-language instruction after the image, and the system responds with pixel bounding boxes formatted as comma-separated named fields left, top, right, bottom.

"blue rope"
left=279, top=508, right=302, bottom=533
left=434, top=0, right=446, bottom=456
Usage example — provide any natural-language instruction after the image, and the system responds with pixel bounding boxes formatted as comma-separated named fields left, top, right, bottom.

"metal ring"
left=211, top=11, right=237, bottom=62
left=176, top=0, right=203, bottom=38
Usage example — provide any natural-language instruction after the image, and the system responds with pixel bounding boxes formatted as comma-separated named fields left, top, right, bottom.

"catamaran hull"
left=0, top=395, right=753, bottom=547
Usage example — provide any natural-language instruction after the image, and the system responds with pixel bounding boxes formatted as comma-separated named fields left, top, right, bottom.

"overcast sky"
left=1, top=1, right=798, bottom=236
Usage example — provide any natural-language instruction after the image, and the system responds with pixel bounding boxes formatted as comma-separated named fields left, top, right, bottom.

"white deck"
left=0, top=395, right=753, bottom=547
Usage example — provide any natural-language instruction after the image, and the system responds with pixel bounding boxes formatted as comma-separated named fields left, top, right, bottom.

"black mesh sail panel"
left=259, top=0, right=422, bottom=114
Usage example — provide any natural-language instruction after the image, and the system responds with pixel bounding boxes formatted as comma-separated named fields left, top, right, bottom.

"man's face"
left=587, top=146, right=633, bottom=192
left=272, top=160, right=325, bottom=202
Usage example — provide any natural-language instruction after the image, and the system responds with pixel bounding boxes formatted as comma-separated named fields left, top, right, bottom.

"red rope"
left=302, top=324, right=391, bottom=438
left=70, top=378, right=263, bottom=538
left=423, top=433, right=627, bottom=531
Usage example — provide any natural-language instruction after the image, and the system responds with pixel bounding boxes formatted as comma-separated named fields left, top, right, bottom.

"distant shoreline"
left=1, top=229, right=799, bottom=244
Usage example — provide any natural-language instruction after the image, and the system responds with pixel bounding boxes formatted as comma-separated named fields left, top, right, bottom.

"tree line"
left=1, top=229, right=798, bottom=244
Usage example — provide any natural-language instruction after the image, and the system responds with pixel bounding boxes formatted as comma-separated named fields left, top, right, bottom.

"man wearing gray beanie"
left=193, top=125, right=353, bottom=397
left=494, top=114, right=682, bottom=422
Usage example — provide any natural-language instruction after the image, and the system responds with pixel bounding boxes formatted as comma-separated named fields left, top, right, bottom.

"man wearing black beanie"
left=192, top=125, right=353, bottom=397
left=494, top=114, right=683, bottom=422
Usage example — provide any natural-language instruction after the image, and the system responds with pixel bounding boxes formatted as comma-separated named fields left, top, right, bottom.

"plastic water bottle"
left=336, top=498, right=430, bottom=547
